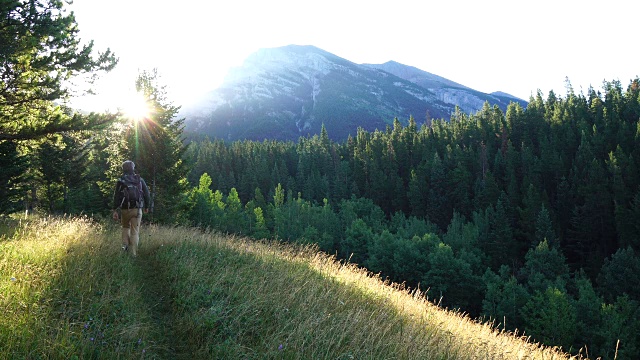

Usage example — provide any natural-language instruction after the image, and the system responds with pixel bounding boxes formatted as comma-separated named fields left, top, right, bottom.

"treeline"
left=183, top=80, right=640, bottom=358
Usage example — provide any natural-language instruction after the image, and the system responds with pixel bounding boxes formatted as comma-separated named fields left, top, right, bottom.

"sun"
left=120, top=91, right=152, bottom=121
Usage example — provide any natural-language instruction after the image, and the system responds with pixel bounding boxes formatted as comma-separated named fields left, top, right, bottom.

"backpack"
left=118, top=174, right=143, bottom=209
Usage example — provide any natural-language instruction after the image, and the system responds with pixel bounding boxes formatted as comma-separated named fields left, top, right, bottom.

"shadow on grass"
left=151, top=235, right=438, bottom=359
left=25, top=221, right=152, bottom=359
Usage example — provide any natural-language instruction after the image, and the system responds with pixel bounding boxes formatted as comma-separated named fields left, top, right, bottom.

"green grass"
left=0, top=215, right=581, bottom=359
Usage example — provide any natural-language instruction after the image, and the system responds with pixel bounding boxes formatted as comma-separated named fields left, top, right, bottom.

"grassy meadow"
left=0, top=215, right=583, bottom=359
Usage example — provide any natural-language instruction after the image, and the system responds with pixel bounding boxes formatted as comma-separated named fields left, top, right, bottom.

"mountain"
left=363, top=61, right=527, bottom=115
left=182, top=45, right=526, bottom=141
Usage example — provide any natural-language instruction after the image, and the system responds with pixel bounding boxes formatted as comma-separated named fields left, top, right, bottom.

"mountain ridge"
left=182, top=45, right=527, bottom=141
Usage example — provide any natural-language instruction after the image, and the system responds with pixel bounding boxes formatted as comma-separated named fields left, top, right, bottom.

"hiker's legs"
left=121, top=208, right=139, bottom=253
left=128, top=208, right=143, bottom=256
left=121, top=227, right=130, bottom=249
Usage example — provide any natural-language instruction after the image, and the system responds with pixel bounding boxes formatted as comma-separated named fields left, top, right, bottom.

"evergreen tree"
left=599, top=296, right=640, bottom=359
left=270, top=183, right=286, bottom=238
left=449, top=161, right=473, bottom=217
left=597, top=247, right=640, bottom=302
left=535, top=205, right=556, bottom=248
left=521, top=287, right=577, bottom=350
left=426, top=152, right=450, bottom=230
left=485, top=193, right=517, bottom=269
left=188, top=173, right=216, bottom=227
left=423, top=241, right=481, bottom=312
left=252, top=206, right=270, bottom=239
left=0, top=140, right=27, bottom=213
left=407, top=164, right=427, bottom=217
left=35, top=133, right=92, bottom=213
left=340, top=218, right=373, bottom=265
left=37, top=137, right=67, bottom=212
left=520, top=240, right=570, bottom=293
left=0, top=0, right=117, bottom=141
left=224, top=188, right=244, bottom=234
left=0, top=0, right=116, bottom=215
left=573, top=273, right=604, bottom=353
left=121, top=70, right=189, bottom=224
left=481, top=265, right=528, bottom=330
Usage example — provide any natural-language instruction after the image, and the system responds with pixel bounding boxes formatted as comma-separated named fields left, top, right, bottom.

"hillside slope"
left=182, top=45, right=526, bottom=141
left=363, top=61, right=527, bottom=114
left=1, top=216, right=576, bottom=359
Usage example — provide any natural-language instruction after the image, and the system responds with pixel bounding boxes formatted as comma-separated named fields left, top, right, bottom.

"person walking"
left=112, top=160, right=151, bottom=257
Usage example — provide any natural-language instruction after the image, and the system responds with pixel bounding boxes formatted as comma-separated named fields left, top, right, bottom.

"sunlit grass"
left=0, top=216, right=581, bottom=359
left=0, top=216, right=148, bottom=358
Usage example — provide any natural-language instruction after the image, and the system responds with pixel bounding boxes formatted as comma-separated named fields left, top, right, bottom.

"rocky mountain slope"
left=363, top=61, right=525, bottom=115
left=182, top=45, right=526, bottom=141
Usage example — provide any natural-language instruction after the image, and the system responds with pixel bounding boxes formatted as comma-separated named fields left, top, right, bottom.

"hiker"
left=112, top=160, right=151, bottom=256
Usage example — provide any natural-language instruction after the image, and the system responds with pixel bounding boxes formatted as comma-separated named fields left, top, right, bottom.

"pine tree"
left=0, top=0, right=117, bottom=141
left=520, top=240, right=570, bottom=293
left=597, top=247, right=640, bottom=303
left=521, top=287, right=577, bottom=350
left=407, top=168, right=426, bottom=217
left=252, top=207, right=270, bottom=239
left=339, top=218, right=373, bottom=265
left=224, top=188, right=244, bottom=234
left=535, top=205, right=556, bottom=248
left=121, top=70, right=189, bottom=223
left=37, top=137, right=66, bottom=212
left=0, top=1, right=116, bottom=214
left=573, top=273, right=604, bottom=352
left=426, top=152, right=450, bottom=230
left=188, top=173, right=216, bottom=227
left=0, top=140, right=27, bottom=213
left=486, top=193, right=517, bottom=269
left=482, top=266, right=529, bottom=331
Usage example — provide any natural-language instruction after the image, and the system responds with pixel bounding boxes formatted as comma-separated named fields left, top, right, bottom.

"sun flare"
left=121, top=91, right=152, bottom=121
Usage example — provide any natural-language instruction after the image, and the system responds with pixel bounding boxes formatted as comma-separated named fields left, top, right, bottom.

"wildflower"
left=90, top=337, right=95, bottom=342
left=84, top=323, right=89, bottom=329
left=138, top=338, right=142, bottom=345
left=10, top=277, right=16, bottom=282
left=278, top=344, right=284, bottom=351
left=143, top=349, right=146, bottom=354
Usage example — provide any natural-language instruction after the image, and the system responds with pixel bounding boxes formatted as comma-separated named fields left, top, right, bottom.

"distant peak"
left=490, top=91, right=525, bottom=101
left=259, top=44, right=329, bottom=56
left=382, top=60, right=401, bottom=65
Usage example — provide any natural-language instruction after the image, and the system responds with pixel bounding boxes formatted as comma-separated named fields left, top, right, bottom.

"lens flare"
left=121, top=91, right=151, bottom=122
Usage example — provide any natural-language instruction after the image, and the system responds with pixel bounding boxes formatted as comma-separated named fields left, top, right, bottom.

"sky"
left=68, top=0, right=638, bottom=112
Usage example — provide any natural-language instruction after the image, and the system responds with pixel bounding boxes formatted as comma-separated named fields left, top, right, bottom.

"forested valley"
left=183, top=80, right=640, bottom=358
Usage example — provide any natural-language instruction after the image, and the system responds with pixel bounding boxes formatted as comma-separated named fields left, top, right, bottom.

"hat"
left=122, top=160, right=135, bottom=173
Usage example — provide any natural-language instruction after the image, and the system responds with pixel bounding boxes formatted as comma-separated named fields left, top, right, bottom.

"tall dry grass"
left=0, top=215, right=582, bottom=359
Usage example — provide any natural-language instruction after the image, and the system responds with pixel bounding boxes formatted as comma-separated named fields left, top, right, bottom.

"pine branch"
left=0, top=112, right=117, bottom=141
